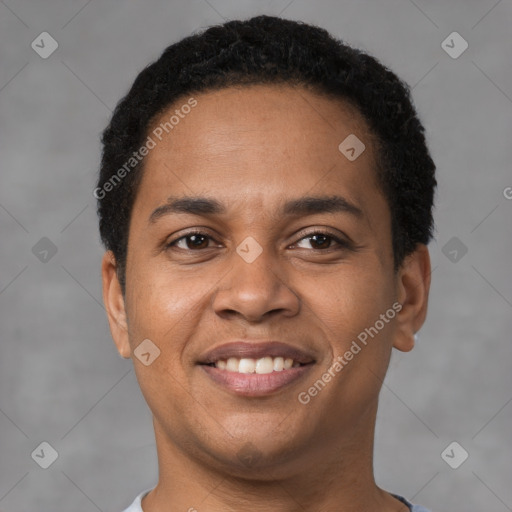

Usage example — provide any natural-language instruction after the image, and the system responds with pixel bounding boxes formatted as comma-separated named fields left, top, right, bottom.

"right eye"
left=166, top=230, right=220, bottom=251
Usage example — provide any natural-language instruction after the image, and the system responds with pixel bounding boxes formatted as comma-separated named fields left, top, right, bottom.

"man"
left=96, top=15, right=435, bottom=512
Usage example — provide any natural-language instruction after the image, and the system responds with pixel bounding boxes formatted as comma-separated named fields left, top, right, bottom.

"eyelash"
left=166, top=229, right=351, bottom=252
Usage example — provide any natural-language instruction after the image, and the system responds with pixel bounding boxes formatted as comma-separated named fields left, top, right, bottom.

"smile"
left=197, top=341, right=316, bottom=396
left=207, top=356, right=301, bottom=374
left=200, top=363, right=314, bottom=396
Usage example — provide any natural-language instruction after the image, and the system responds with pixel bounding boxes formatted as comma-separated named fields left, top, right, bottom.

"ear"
left=393, top=244, right=431, bottom=352
left=101, top=251, right=131, bottom=358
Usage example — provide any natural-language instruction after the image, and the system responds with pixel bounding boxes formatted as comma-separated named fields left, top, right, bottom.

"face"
left=103, top=84, right=430, bottom=478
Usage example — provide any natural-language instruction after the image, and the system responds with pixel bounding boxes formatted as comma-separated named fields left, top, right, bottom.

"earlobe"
left=393, top=245, right=431, bottom=353
left=101, top=251, right=131, bottom=359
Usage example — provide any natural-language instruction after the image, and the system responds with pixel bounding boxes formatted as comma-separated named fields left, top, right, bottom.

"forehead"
left=134, top=84, right=383, bottom=219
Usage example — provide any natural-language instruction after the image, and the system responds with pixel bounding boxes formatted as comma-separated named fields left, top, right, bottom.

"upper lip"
left=198, top=341, right=316, bottom=365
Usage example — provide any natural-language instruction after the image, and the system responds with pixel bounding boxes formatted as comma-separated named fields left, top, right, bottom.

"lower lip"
left=199, top=364, right=314, bottom=397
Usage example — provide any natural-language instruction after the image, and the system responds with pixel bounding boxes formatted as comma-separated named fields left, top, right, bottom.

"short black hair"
left=96, top=15, right=436, bottom=292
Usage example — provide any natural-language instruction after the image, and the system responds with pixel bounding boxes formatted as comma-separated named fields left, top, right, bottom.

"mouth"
left=197, top=341, right=316, bottom=396
left=203, top=356, right=304, bottom=373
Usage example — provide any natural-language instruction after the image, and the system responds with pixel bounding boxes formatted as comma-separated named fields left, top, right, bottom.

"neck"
left=141, top=407, right=407, bottom=512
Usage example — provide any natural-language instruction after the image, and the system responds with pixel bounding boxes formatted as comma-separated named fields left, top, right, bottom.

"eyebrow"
left=148, top=194, right=363, bottom=224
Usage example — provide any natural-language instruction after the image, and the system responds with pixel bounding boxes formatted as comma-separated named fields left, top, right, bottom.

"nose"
left=212, top=243, right=300, bottom=323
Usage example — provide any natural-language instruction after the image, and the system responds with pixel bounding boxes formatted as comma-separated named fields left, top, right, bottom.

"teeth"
left=239, top=358, right=256, bottom=373
left=213, top=356, right=301, bottom=373
left=273, top=356, right=284, bottom=371
left=255, top=356, right=274, bottom=374
left=226, top=357, right=239, bottom=372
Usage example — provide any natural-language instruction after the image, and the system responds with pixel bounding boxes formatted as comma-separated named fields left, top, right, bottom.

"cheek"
left=125, top=269, right=202, bottom=420
left=311, top=265, right=394, bottom=345
left=125, top=258, right=222, bottom=368
left=126, top=274, right=195, bottom=342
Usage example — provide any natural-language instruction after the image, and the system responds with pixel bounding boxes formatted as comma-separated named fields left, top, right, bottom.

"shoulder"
left=121, top=488, right=153, bottom=512
left=392, top=493, right=432, bottom=512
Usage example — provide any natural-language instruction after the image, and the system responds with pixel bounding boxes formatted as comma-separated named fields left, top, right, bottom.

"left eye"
left=293, top=233, right=347, bottom=250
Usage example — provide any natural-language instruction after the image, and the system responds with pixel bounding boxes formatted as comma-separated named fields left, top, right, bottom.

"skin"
left=102, top=84, right=431, bottom=512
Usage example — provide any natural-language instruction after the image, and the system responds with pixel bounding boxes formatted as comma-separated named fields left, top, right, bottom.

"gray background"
left=1, top=1, right=511, bottom=511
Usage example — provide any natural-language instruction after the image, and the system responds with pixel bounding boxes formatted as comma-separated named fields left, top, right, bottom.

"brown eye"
left=168, top=232, right=214, bottom=250
left=308, top=234, right=331, bottom=250
left=184, top=234, right=210, bottom=249
left=294, top=232, right=348, bottom=251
